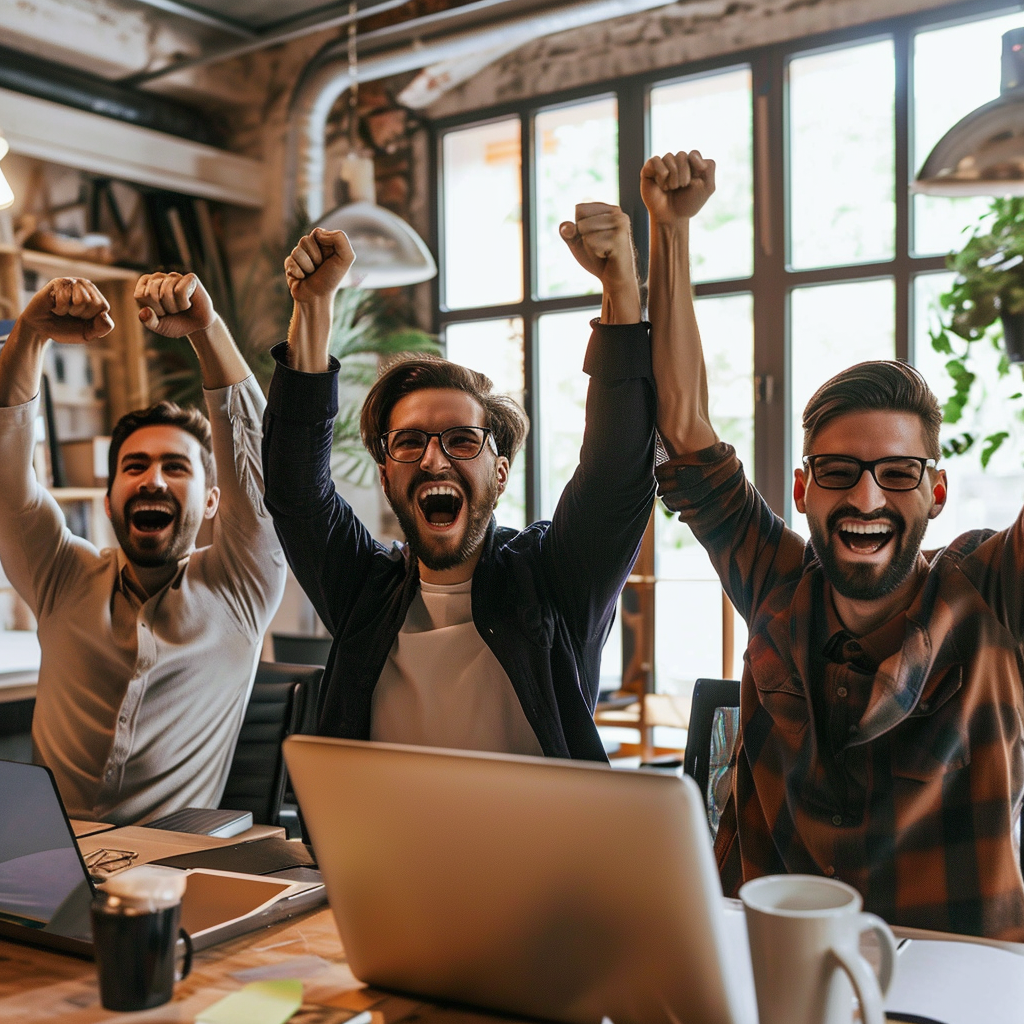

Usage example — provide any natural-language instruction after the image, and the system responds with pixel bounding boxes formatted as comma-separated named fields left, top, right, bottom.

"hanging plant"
left=931, top=197, right=1024, bottom=468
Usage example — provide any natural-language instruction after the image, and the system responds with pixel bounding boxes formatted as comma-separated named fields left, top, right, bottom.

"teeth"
left=840, top=522, right=892, bottom=535
left=133, top=502, right=172, bottom=512
left=420, top=485, right=459, bottom=499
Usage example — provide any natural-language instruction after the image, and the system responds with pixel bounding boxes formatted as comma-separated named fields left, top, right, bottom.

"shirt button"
left=118, top=716, right=127, bottom=725
left=919, top=701, right=930, bottom=713
left=832, top=814, right=843, bottom=826
left=824, top=865, right=835, bottom=877
left=836, top=686, right=848, bottom=698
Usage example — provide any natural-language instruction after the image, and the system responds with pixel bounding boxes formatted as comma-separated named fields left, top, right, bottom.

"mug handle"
left=827, top=912, right=897, bottom=1024
left=175, top=928, right=193, bottom=982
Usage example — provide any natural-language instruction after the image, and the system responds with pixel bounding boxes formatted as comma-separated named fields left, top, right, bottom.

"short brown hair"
left=802, top=360, right=942, bottom=459
left=361, top=356, right=529, bottom=465
left=108, top=401, right=216, bottom=494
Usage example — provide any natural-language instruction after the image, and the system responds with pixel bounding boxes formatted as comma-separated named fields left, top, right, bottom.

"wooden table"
left=0, top=907, right=532, bottom=1023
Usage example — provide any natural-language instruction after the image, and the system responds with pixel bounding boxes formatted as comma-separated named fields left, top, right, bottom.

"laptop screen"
left=0, top=760, right=94, bottom=942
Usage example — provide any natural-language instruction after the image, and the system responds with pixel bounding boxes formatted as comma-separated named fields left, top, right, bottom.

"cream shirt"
left=0, top=378, right=286, bottom=824
left=370, top=578, right=542, bottom=755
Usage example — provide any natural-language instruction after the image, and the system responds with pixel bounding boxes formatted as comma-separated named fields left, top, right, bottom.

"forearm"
left=600, top=274, right=642, bottom=325
left=187, top=316, right=251, bottom=389
left=285, top=297, right=333, bottom=373
left=649, top=220, right=718, bottom=456
left=0, top=321, right=49, bottom=407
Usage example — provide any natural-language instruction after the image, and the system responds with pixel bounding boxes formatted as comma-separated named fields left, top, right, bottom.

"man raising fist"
left=262, top=210, right=655, bottom=759
left=0, top=273, right=285, bottom=824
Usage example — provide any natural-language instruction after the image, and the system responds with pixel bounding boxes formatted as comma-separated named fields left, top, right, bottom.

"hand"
left=558, top=203, right=637, bottom=288
left=135, top=272, right=216, bottom=337
left=641, top=150, right=716, bottom=225
left=19, top=278, right=114, bottom=345
left=284, top=228, right=356, bottom=304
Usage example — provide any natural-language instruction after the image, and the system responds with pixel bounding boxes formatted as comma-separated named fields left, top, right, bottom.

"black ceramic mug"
left=90, top=865, right=192, bottom=1011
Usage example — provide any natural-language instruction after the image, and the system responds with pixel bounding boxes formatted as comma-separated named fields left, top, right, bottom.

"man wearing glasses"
left=261, top=206, right=655, bottom=760
left=646, top=148, right=1023, bottom=940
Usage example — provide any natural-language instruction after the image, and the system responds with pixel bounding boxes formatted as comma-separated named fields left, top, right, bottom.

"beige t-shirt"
left=370, top=578, right=542, bottom=755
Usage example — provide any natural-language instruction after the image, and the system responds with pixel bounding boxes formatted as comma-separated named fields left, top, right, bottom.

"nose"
left=845, top=467, right=885, bottom=512
left=139, top=463, right=167, bottom=490
left=419, top=435, right=451, bottom=473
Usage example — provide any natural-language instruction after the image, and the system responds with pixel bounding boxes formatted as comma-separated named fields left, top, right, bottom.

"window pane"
left=912, top=271, right=1024, bottom=546
left=650, top=67, right=753, bottom=283
left=788, top=40, right=895, bottom=269
left=789, top=279, right=895, bottom=531
left=442, top=119, right=522, bottom=309
left=655, top=294, right=753, bottom=699
left=444, top=318, right=526, bottom=530
left=535, top=98, right=618, bottom=300
left=537, top=308, right=599, bottom=517
left=913, top=12, right=1024, bottom=255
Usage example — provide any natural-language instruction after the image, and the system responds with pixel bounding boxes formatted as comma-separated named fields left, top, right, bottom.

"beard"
left=388, top=469, right=499, bottom=573
left=109, top=493, right=200, bottom=568
left=807, top=504, right=928, bottom=602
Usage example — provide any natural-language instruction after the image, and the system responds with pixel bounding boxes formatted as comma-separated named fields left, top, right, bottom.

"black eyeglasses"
left=803, top=455, right=937, bottom=492
left=381, top=426, right=497, bottom=463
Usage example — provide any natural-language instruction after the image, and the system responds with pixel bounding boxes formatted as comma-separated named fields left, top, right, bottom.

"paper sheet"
left=196, top=980, right=304, bottom=1024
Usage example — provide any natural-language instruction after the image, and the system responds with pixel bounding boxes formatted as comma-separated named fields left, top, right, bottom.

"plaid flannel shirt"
left=657, top=442, right=1024, bottom=941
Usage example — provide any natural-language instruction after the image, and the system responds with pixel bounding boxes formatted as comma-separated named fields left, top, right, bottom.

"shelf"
left=50, top=487, right=106, bottom=501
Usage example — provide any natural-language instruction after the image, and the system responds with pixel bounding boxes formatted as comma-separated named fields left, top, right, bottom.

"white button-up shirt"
left=0, top=378, right=286, bottom=824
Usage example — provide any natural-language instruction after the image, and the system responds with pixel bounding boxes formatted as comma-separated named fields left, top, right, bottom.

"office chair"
left=271, top=632, right=333, bottom=667
left=682, top=678, right=740, bottom=834
left=219, top=661, right=323, bottom=827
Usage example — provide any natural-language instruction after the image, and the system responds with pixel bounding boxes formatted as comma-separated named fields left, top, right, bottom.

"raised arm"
left=0, top=278, right=113, bottom=407
left=134, top=272, right=249, bottom=388
left=642, top=150, right=719, bottom=456
left=284, top=227, right=356, bottom=373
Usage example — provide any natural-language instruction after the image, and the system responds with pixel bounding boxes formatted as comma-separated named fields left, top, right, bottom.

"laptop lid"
left=283, top=736, right=756, bottom=1024
left=0, top=759, right=325, bottom=959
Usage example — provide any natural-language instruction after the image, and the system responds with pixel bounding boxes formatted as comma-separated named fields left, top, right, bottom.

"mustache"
left=826, top=505, right=905, bottom=536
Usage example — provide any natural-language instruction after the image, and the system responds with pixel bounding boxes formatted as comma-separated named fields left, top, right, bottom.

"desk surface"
left=0, top=906, right=534, bottom=1024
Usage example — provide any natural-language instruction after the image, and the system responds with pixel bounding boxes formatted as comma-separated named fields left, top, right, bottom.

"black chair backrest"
left=683, top=678, right=740, bottom=808
left=271, top=632, right=333, bottom=667
left=219, top=661, right=324, bottom=826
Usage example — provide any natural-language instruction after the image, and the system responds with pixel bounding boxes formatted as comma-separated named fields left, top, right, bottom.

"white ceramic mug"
left=739, top=874, right=896, bottom=1024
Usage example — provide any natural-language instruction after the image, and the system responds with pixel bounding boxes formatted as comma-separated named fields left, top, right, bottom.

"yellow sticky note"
left=196, top=979, right=304, bottom=1024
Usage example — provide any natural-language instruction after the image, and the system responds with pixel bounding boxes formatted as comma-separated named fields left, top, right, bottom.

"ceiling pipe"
left=287, top=0, right=680, bottom=223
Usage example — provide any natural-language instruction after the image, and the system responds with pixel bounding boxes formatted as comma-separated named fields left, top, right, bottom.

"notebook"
left=284, top=735, right=759, bottom=1024
left=0, top=759, right=325, bottom=958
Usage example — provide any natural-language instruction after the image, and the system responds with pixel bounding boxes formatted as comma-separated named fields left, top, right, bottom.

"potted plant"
left=931, top=196, right=1024, bottom=466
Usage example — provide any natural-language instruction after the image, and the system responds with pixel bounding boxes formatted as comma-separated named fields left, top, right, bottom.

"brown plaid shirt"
left=657, top=443, right=1024, bottom=941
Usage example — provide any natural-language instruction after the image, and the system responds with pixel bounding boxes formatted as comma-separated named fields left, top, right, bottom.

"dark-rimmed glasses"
left=381, top=426, right=496, bottom=463
left=803, top=455, right=937, bottom=492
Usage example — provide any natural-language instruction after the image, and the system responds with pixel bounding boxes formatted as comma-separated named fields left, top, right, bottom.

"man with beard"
left=648, top=148, right=1024, bottom=941
left=0, top=274, right=285, bottom=824
left=261, top=205, right=655, bottom=759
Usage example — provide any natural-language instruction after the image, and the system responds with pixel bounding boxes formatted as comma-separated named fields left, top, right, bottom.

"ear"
left=104, top=494, right=111, bottom=520
left=204, top=486, right=221, bottom=520
left=928, top=468, right=947, bottom=519
left=495, top=456, right=509, bottom=497
left=378, top=462, right=390, bottom=498
left=793, top=467, right=808, bottom=515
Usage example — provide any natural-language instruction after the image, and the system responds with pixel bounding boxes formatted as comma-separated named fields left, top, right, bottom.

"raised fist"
left=134, top=272, right=216, bottom=338
left=284, top=228, right=356, bottom=304
left=641, top=150, right=716, bottom=224
left=20, top=278, right=114, bottom=345
left=558, top=203, right=636, bottom=287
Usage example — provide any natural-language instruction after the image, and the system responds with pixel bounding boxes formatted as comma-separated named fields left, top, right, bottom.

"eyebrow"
left=119, top=451, right=194, bottom=466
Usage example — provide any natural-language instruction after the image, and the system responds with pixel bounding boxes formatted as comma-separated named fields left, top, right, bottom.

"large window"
left=435, top=0, right=1024, bottom=699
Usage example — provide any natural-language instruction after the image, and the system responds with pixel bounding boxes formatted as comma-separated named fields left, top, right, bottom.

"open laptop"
left=284, top=735, right=758, bottom=1024
left=0, top=758, right=325, bottom=958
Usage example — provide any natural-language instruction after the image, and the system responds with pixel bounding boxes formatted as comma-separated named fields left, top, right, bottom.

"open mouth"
left=129, top=502, right=176, bottom=534
left=836, top=521, right=894, bottom=556
left=417, top=485, right=464, bottom=528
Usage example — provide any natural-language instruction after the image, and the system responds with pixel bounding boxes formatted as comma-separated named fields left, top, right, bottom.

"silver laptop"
left=284, top=736, right=756, bottom=1024
left=0, top=759, right=325, bottom=958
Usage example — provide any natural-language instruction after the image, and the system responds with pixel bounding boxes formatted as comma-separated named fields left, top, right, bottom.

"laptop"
left=0, top=759, right=325, bottom=958
left=284, top=736, right=758, bottom=1024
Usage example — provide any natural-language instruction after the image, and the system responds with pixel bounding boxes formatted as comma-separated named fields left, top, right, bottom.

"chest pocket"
left=889, top=664, right=969, bottom=780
